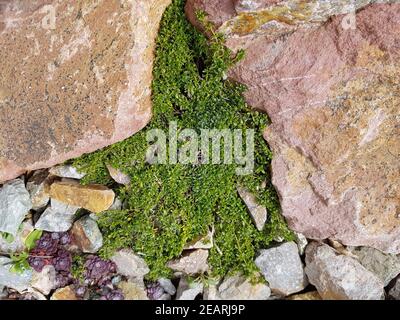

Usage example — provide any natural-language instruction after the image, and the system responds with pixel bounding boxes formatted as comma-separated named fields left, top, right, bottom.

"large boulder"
left=185, top=1, right=400, bottom=253
left=0, top=0, right=171, bottom=182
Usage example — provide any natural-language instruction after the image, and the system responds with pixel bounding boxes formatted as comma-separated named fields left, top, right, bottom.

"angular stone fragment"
left=51, top=285, right=78, bottom=300
left=31, top=265, right=56, bottom=296
left=305, top=242, right=385, bottom=300
left=106, top=165, right=131, bottom=186
left=288, top=291, right=322, bottom=300
left=0, top=220, right=33, bottom=254
left=184, top=228, right=214, bottom=250
left=49, top=165, right=86, bottom=180
left=0, top=0, right=172, bottom=183
left=255, top=242, right=307, bottom=296
left=237, top=187, right=267, bottom=231
left=111, top=249, right=149, bottom=279
left=50, top=181, right=115, bottom=213
left=0, top=179, right=32, bottom=236
left=349, top=246, right=400, bottom=286
left=35, top=199, right=79, bottom=232
left=118, top=279, right=149, bottom=300
left=218, top=274, right=271, bottom=300
left=70, top=216, right=103, bottom=253
left=176, top=277, right=204, bottom=300
left=0, top=257, right=32, bottom=293
left=388, top=276, right=400, bottom=300
left=27, top=170, right=50, bottom=211
left=168, top=249, right=209, bottom=275
left=158, top=278, right=176, bottom=296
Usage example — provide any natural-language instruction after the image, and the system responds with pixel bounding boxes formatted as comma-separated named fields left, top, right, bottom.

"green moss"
left=71, top=254, right=86, bottom=283
left=72, top=0, right=293, bottom=280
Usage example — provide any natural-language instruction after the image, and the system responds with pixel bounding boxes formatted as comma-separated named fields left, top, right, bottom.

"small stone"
left=305, top=242, right=385, bottom=300
left=349, top=246, right=400, bottom=286
left=0, top=179, right=32, bottom=236
left=218, top=274, right=271, bottom=300
left=203, top=283, right=221, bottom=300
left=158, top=278, right=176, bottom=296
left=51, top=285, right=78, bottom=300
left=0, top=220, right=33, bottom=254
left=167, top=249, right=209, bottom=275
left=70, top=216, right=103, bottom=253
left=49, top=165, right=86, bottom=180
left=35, top=199, right=79, bottom=232
left=176, top=277, right=203, bottom=300
left=26, top=170, right=50, bottom=211
left=111, top=249, right=149, bottom=279
left=31, top=265, right=56, bottom=295
left=119, top=279, right=149, bottom=300
left=388, top=276, right=400, bottom=300
left=109, top=197, right=123, bottom=211
left=255, top=242, right=308, bottom=296
left=237, top=187, right=267, bottom=231
left=184, top=228, right=214, bottom=250
left=288, top=291, right=322, bottom=300
left=106, top=164, right=131, bottom=186
left=50, top=181, right=115, bottom=213
left=0, top=257, right=32, bottom=292
left=295, top=232, right=308, bottom=256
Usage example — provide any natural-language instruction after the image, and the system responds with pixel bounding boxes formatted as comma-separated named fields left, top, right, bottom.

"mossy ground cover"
left=72, top=0, right=293, bottom=280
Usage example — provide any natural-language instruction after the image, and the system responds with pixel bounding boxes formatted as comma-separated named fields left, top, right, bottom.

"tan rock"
left=106, top=164, right=131, bottom=186
left=50, top=181, right=115, bottom=213
left=288, top=291, right=322, bottom=300
left=70, top=216, right=103, bottom=253
left=168, top=249, right=209, bottom=275
left=0, top=0, right=172, bottom=183
left=118, top=279, right=149, bottom=300
left=51, top=285, right=78, bottom=300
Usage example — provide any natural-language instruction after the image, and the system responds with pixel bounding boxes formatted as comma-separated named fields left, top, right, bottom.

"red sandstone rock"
left=0, top=0, right=171, bottom=183
left=186, top=1, right=400, bottom=253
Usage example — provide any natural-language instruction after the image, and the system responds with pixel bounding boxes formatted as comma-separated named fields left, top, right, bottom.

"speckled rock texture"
left=0, top=0, right=171, bottom=183
left=186, top=1, right=400, bottom=253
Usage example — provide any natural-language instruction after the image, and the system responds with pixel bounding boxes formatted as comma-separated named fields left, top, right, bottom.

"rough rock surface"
left=31, top=265, right=56, bottom=295
left=218, top=274, right=271, bottom=300
left=50, top=181, right=115, bottom=213
left=118, top=279, right=149, bottom=300
left=111, top=249, right=149, bottom=279
left=0, top=0, right=172, bottom=183
left=186, top=1, right=400, bottom=253
left=0, top=257, right=32, bottom=292
left=176, top=277, right=204, bottom=300
left=35, top=199, right=79, bottom=232
left=305, top=242, right=385, bottom=300
left=0, top=179, right=32, bottom=236
left=167, top=249, right=209, bottom=275
left=50, top=285, right=78, bottom=300
left=70, top=215, right=103, bottom=253
left=255, top=242, right=307, bottom=296
left=27, top=170, right=51, bottom=210
left=237, top=187, right=267, bottom=231
left=349, top=246, right=400, bottom=286
left=0, top=221, right=33, bottom=254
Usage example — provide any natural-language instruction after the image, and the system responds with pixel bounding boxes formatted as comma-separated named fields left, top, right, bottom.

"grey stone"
left=0, top=257, right=32, bottom=292
left=305, top=242, right=385, bottom=300
left=0, top=220, right=33, bottom=254
left=255, top=242, right=308, bottom=296
left=167, top=249, right=209, bottom=275
left=349, top=246, right=400, bottom=286
left=0, top=179, right=32, bottom=236
left=158, top=278, right=176, bottom=296
left=109, top=197, right=123, bottom=211
left=35, top=199, right=79, bottom=232
left=31, top=265, right=56, bottom=295
left=237, top=187, right=267, bottom=231
left=218, top=274, right=271, bottom=300
left=111, top=249, right=149, bottom=279
left=184, top=228, right=214, bottom=250
left=106, top=164, right=131, bottom=186
left=26, top=170, right=50, bottom=211
left=176, top=277, right=203, bottom=300
left=295, top=232, right=308, bottom=256
left=49, top=165, right=86, bottom=179
left=388, top=276, right=400, bottom=300
left=70, top=216, right=103, bottom=253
